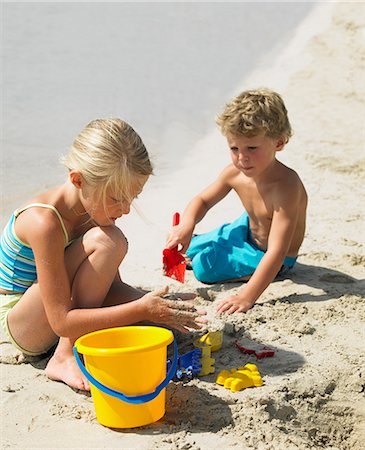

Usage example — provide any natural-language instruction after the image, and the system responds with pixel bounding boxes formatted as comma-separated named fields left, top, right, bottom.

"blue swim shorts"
left=186, top=212, right=297, bottom=284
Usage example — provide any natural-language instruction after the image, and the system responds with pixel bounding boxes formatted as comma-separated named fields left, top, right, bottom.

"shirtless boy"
left=166, top=88, right=307, bottom=314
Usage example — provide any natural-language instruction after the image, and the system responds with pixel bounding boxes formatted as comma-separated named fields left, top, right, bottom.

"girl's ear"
left=275, top=136, right=286, bottom=152
left=69, top=170, right=83, bottom=189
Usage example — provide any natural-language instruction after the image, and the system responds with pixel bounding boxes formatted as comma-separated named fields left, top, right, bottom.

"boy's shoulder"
left=220, top=163, right=242, bottom=180
left=276, top=162, right=304, bottom=187
left=273, top=162, right=307, bottom=204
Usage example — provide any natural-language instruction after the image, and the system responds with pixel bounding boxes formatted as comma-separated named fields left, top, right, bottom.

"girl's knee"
left=84, top=226, right=128, bottom=259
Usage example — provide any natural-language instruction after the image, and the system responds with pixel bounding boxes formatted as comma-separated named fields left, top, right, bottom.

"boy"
left=166, top=88, right=307, bottom=314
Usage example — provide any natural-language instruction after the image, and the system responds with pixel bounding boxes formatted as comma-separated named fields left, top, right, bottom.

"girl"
left=0, top=118, right=206, bottom=390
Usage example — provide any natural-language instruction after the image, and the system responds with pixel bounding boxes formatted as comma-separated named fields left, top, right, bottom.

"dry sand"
left=1, top=3, right=364, bottom=449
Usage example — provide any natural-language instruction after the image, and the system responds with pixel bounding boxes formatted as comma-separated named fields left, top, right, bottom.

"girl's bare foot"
left=45, top=351, right=90, bottom=391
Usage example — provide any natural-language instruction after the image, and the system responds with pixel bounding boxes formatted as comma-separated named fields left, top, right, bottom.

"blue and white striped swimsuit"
left=0, top=203, right=69, bottom=292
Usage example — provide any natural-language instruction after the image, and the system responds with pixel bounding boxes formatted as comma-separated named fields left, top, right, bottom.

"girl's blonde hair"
left=216, top=88, right=292, bottom=143
left=61, top=118, right=153, bottom=205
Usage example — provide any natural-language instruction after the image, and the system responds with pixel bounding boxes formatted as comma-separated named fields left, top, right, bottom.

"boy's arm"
left=216, top=181, right=301, bottom=314
left=166, top=164, right=235, bottom=252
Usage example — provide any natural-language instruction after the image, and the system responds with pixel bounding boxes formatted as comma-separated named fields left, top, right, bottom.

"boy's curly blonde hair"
left=216, top=88, right=292, bottom=143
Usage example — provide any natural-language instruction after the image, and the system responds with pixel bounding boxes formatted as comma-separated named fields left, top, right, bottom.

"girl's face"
left=77, top=175, right=148, bottom=226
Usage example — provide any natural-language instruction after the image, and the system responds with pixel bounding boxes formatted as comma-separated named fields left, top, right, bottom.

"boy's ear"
left=69, top=170, right=83, bottom=189
left=275, top=136, right=286, bottom=152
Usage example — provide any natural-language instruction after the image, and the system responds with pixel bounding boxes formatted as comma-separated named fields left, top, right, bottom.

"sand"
left=1, top=2, right=365, bottom=449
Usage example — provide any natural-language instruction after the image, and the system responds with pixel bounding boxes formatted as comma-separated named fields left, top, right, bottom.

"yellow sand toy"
left=216, top=363, right=263, bottom=392
left=193, top=331, right=223, bottom=376
left=194, top=330, right=223, bottom=352
left=198, top=345, right=215, bottom=376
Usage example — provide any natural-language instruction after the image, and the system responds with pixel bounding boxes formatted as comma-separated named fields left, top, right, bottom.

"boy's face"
left=227, top=133, right=285, bottom=178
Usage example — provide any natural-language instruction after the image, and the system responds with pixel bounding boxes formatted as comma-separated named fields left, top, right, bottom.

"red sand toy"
left=162, top=212, right=186, bottom=283
left=235, top=338, right=275, bottom=359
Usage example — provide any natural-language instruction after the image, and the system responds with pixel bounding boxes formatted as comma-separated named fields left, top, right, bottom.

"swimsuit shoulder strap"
left=15, top=203, right=69, bottom=244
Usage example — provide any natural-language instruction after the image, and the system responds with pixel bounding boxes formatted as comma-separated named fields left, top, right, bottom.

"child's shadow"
left=120, top=383, right=233, bottom=436
left=279, top=262, right=364, bottom=304
left=191, top=332, right=306, bottom=385
left=196, top=262, right=364, bottom=305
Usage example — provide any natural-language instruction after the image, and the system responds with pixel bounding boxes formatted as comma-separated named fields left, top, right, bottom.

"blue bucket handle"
left=73, top=337, right=178, bottom=404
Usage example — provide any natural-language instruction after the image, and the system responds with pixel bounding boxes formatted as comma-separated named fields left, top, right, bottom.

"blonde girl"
left=0, top=119, right=206, bottom=390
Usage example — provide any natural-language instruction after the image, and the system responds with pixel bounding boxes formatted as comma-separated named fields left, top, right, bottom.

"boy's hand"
left=140, top=287, right=208, bottom=333
left=165, top=223, right=194, bottom=254
left=216, top=294, right=255, bottom=314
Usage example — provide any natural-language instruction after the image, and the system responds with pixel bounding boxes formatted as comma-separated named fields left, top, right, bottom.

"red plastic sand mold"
left=235, top=339, right=275, bottom=359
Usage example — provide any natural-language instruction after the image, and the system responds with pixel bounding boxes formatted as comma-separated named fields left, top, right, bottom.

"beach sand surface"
left=1, top=3, right=365, bottom=449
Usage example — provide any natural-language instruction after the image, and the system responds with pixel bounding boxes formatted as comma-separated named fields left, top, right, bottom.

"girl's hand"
left=216, top=294, right=255, bottom=314
left=165, top=223, right=194, bottom=254
left=140, top=287, right=208, bottom=333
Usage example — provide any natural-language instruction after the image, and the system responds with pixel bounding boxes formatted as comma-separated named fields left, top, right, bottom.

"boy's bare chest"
left=234, top=182, right=273, bottom=226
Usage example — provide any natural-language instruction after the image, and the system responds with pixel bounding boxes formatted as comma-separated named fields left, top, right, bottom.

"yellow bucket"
left=73, top=326, right=177, bottom=428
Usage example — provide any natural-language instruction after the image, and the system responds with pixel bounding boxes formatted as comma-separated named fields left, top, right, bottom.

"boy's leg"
left=7, top=225, right=131, bottom=390
left=187, top=213, right=263, bottom=283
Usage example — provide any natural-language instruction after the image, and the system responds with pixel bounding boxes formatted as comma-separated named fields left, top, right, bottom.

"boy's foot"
left=200, top=275, right=252, bottom=285
left=45, top=352, right=90, bottom=391
left=223, top=274, right=252, bottom=283
left=184, top=255, right=193, bottom=270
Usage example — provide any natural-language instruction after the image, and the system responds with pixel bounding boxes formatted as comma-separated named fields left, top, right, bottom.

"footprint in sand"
left=345, top=253, right=365, bottom=266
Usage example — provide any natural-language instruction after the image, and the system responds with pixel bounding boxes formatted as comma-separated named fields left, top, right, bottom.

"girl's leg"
left=8, top=226, right=139, bottom=390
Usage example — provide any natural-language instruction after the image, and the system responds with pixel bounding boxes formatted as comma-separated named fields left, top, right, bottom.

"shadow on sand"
left=114, top=383, right=233, bottom=436
left=194, top=262, right=364, bottom=304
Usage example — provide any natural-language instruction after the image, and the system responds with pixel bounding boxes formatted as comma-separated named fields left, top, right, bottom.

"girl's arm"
left=29, top=213, right=205, bottom=338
